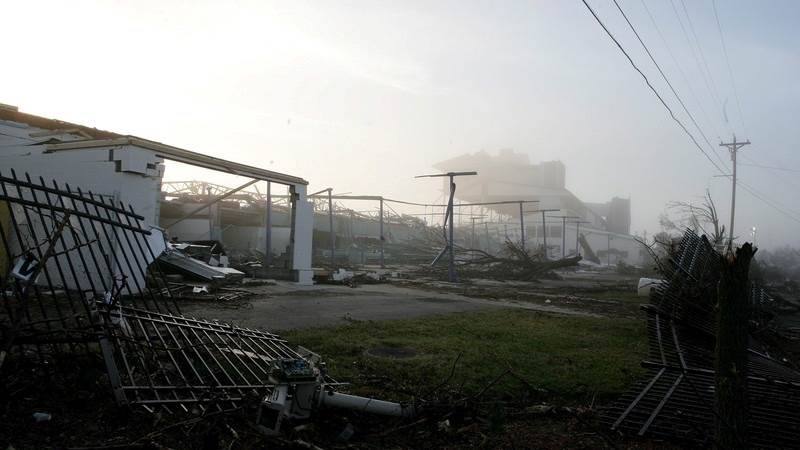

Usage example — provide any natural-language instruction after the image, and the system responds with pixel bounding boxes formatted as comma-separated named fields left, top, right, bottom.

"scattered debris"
left=158, top=245, right=244, bottom=283
left=31, top=412, right=51, bottom=423
left=603, top=230, right=800, bottom=447
left=636, top=277, right=664, bottom=297
left=0, top=171, right=415, bottom=446
left=315, top=268, right=388, bottom=287
left=452, top=240, right=581, bottom=281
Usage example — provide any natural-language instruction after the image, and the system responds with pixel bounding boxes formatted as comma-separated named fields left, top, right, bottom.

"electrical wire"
left=739, top=161, right=800, bottom=173
left=579, top=0, right=727, bottom=175
left=640, top=0, right=728, bottom=155
left=711, top=0, right=748, bottom=135
left=736, top=180, right=800, bottom=224
left=668, top=0, right=729, bottom=134
left=583, top=0, right=799, bottom=228
left=679, top=0, right=725, bottom=116
left=612, top=0, right=728, bottom=171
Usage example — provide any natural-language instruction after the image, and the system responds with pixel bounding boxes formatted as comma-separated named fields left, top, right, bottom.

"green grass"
left=284, top=309, right=646, bottom=403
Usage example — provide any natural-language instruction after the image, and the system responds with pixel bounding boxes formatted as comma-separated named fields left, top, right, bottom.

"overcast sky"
left=3, top=0, right=799, bottom=249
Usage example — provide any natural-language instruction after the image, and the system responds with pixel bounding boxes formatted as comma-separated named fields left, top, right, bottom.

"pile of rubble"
left=0, top=170, right=412, bottom=446
left=602, top=230, right=800, bottom=447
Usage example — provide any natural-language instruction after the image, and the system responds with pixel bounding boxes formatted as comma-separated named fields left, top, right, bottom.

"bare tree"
left=663, top=190, right=726, bottom=247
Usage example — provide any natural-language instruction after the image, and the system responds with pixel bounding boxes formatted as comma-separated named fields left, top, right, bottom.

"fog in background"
left=3, top=0, right=799, bottom=249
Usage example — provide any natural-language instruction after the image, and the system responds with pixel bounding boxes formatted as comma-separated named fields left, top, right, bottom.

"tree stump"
left=714, top=243, right=755, bottom=449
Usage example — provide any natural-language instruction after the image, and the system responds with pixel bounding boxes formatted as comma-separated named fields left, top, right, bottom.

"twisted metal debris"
left=0, top=170, right=409, bottom=434
left=602, top=230, right=800, bottom=447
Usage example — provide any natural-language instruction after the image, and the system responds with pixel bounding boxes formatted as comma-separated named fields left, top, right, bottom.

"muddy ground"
left=179, top=269, right=645, bottom=332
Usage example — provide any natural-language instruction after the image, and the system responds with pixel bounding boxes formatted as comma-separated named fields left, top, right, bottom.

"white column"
left=290, top=184, right=314, bottom=285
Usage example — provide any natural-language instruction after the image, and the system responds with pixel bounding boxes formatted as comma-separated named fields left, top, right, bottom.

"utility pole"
left=720, top=135, right=751, bottom=246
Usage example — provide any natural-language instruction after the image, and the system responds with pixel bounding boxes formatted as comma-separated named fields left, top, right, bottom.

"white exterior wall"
left=0, top=122, right=165, bottom=292
left=0, top=123, right=163, bottom=227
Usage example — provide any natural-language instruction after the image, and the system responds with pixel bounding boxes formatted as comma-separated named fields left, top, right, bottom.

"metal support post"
left=541, top=211, right=548, bottom=260
left=416, top=171, right=477, bottom=283
left=265, top=181, right=272, bottom=266
left=571, top=220, right=591, bottom=256
left=448, top=182, right=455, bottom=281
left=328, top=189, right=335, bottom=268
left=379, top=197, right=385, bottom=268
left=484, top=222, right=490, bottom=253
left=519, top=201, right=525, bottom=248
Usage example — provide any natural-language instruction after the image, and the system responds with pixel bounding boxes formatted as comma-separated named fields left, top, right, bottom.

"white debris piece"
left=332, top=269, right=354, bottom=282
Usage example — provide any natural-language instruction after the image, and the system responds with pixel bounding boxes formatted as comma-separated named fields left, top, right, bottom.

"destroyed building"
left=0, top=104, right=315, bottom=284
left=160, top=183, right=433, bottom=267
left=0, top=169, right=413, bottom=443
left=434, top=149, right=646, bottom=265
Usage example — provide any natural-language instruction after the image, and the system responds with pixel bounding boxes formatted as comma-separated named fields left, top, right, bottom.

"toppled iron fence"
left=0, top=170, right=411, bottom=435
left=602, top=230, right=800, bottom=447
left=0, top=169, right=179, bottom=367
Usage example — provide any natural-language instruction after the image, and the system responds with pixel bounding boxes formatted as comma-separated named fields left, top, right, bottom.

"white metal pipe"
left=319, top=391, right=415, bottom=418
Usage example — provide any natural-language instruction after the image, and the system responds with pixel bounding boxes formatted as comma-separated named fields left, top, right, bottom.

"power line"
left=714, top=174, right=800, bottom=226
left=640, top=0, right=726, bottom=148
left=679, top=0, right=726, bottom=115
left=582, top=0, right=799, bottom=229
left=739, top=153, right=800, bottom=198
left=737, top=180, right=800, bottom=225
left=740, top=161, right=800, bottom=173
left=669, top=0, right=729, bottom=133
left=711, top=0, right=747, bottom=135
left=612, top=0, right=728, bottom=171
left=579, top=0, right=727, bottom=175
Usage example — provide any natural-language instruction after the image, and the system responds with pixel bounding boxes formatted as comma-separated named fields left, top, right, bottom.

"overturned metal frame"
left=0, top=171, right=313, bottom=413
left=0, top=171, right=412, bottom=430
left=0, top=169, right=177, bottom=364
left=602, top=230, right=800, bottom=447
left=101, top=305, right=310, bottom=412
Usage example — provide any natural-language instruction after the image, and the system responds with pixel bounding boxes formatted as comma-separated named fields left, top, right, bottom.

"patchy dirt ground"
left=394, top=270, right=646, bottom=319
left=178, top=269, right=645, bottom=333
left=1, top=268, right=660, bottom=449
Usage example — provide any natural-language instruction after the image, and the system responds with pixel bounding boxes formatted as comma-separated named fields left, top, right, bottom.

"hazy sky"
left=3, top=0, right=799, bottom=249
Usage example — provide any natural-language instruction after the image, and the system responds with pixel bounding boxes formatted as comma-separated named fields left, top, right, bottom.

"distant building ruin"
left=434, top=149, right=644, bottom=265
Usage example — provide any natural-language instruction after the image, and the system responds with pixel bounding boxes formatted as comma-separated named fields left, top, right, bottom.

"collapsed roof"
left=0, top=105, right=307, bottom=186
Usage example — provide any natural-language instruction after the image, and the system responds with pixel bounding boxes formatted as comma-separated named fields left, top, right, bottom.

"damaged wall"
left=0, top=107, right=316, bottom=285
left=0, top=120, right=164, bottom=228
